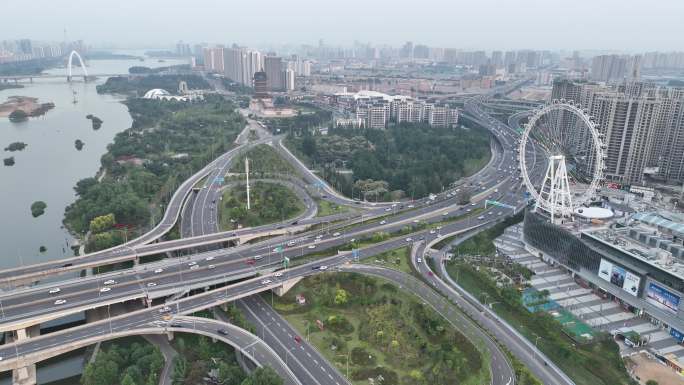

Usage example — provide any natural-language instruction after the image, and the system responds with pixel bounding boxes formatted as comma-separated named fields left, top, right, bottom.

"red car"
left=246, top=259, right=256, bottom=265
left=294, top=335, right=302, bottom=344
left=427, top=271, right=434, bottom=277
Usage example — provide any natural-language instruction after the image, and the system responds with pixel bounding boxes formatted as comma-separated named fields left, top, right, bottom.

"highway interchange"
left=0, top=91, right=572, bottom=385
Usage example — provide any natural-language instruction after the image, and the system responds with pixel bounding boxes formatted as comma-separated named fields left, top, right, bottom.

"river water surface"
left=0, top=54, right=185, bottom=384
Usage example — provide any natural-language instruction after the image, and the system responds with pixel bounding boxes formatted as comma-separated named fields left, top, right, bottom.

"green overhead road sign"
left=485, top=199, right=516, bottom=210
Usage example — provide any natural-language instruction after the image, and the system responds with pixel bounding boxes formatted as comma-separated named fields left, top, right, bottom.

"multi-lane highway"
left=0, top=93, right=565, bottom=385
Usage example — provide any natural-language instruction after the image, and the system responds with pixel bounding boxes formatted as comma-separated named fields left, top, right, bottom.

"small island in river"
left=1, top=96, right=55, bottom=119
left=3, top=157, right=15, bottom=166
left=4, top=142, right=27, bottom=152
left=75, top=139, right=85, bottom=150
left=86, top=114, right=103, bottom=130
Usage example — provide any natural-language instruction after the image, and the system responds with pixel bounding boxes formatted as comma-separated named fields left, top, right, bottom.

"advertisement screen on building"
left=597, top=258, right=641, bottom=296
left=623, top=271, right=640, bottom=297
left=646, top=283, right=681, bottom=314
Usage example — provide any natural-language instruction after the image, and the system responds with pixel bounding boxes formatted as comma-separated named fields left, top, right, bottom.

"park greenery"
left=4, top=141, right=27, bottom=151
left=64, top=93, right=244, bottom=252
left=229, top=144, right=297, bottom=176
left=170, top=332, right=282, bottom=385
left=219, top=181, right=304, bottom=229
left=30, top=201, right=46, bottom=217
left=287, top=123, right=491, bottom=200
left=271, top=273, right=487, bottom=385
left=81, top=339, right=164, bottom=385
left=444, top=215, right=634, bottom=385
left=96, top=74, right=209, bottom=97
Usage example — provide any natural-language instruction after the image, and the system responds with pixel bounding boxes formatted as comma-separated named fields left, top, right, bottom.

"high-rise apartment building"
left=550, top=79, right=682, bottom=184
left=590, top=55, right=641, bottom=83
left=264, top=56, right=284, bottom=91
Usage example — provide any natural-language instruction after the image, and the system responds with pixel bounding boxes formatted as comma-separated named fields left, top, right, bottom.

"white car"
left=205, top=256, right=215, bottom=261
left=319, top=265, right=328, bottom=271
left=49, top=288, right=61, bottom=294
left=477, top=216, right=485, bottom=220
left=190, top=265, right=199, bottom=270
left=379, top=220, right=387, bottom=225
left=99, top=287, right=111, bottom=293
left=308, top=245, right=316, bottom=249
left=332, top=232, right=341, bottom=237
left=208, top=265, right=216, bottom=269
left=254, top=255, right=263, bottom=260
left=405, top=237, right=413, bottom=242
left=104, top=280, right=116, bottom=285
left=274, top=272, right=283, bottom=277
left=407, top=204, right=415, bottom=208
left=385, top=208, right=392, bottom=212
left=159, top=306, right=171, bottom=313
left=147, top=282, right=157, bottom=287
left=315, top=234, right=323, bottom=239
left=429, top=229, right=436, bottom=234
left=417, top=258, right=422, bottom=263
left=442, top=212, right=448, bottom=216
left=261, top=279, right=272, bottom=285
left=154, top=268, right=164, bottom=274
left=412, top=219, right=419, bottom=223
left=188, top=261, right=197, bottom=266
left=54, top=299, right=67, bottom=305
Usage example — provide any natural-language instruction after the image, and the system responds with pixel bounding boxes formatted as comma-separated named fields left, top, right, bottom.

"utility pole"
left=245, top=157, right=251, bottom=210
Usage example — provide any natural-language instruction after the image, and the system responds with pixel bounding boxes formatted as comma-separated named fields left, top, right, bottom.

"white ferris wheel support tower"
left=538, top=155, right=573, bottom=224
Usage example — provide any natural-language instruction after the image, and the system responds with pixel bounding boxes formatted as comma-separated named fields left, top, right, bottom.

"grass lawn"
left=218, top=181, right=304, bottom=230
left=362, top=246, right=413, bottom=275
left=316, top=199, right=350, bottom=217
left=269, top=273, right=489, bottom=385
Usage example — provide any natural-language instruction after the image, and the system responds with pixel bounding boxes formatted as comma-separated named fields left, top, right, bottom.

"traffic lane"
left=344, top=264, right=515, bottom=385
left=240, top=296, right=349, bottom=385
left=418, top=242, right=570, bottom=385
left=409, top=246, right=516, bottom=385
left=0, top=181, right=521, bottom=318
left=0, top=253, right=357, bottom=360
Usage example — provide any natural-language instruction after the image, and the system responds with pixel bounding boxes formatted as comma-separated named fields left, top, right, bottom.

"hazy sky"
left=4, top=0, right=684, bottom=51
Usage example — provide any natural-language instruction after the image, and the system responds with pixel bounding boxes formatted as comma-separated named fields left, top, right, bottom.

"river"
left=0, top=55, right=185, bottom=268
left=0, top=53, right=186, bottom=384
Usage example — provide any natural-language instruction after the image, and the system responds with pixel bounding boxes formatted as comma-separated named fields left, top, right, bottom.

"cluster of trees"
left=4, top=142, right=27, bottom=151
left=81, top=341, right=164, bottom=385
left=96, top=74, right=209, bottom=96
left=230, top=144, right=297, bottom=176
left=171, top=333, right=282, bottom=385
left=30, top=201, right=46, bottom=217
left=289, top=123, right=491, bottom=200
left=64, top=94, right=243, bottom=249
left=220, top=182, right=303, bottom=229
left=281, top=273, right=485, bottom=385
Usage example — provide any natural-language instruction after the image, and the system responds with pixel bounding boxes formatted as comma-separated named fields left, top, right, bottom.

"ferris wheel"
left=519, top=99, right=605, bottom=222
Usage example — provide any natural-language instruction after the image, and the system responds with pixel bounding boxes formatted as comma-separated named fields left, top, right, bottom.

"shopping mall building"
left=523, top=210, right=684, bottom=346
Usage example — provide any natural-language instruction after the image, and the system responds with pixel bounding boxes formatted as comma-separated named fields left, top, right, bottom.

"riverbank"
left=63, top=92, right=244, bottom=253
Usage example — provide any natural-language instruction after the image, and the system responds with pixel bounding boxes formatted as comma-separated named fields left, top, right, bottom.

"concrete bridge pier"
left=10, top=325, right=40, bottom=385
left=273, top=277, right=303, bottom=297
left=166, top=330, right=174, bottom=341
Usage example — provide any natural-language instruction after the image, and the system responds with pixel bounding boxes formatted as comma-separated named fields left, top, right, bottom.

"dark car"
left=217, top=329, right=229, bottom=336
left=170, top=323, right=183, bottom=328
left=291, top=221, right=298, bottom=225
left=311, top=266, right=320, bottom=270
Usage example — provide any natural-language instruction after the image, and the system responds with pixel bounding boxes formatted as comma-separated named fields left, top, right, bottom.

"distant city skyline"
left=3, top=0, right=684, bottom=52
